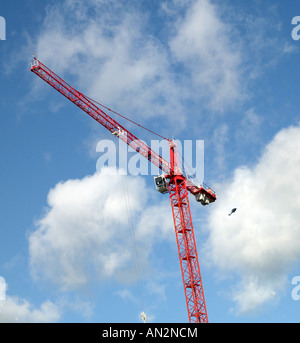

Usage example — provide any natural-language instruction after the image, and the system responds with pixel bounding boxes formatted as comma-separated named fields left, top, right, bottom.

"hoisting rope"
left=84, top=94, right=170, bottom=142
left=121, top=174, right=146, bottom=322
left=176, top=148, right=201, bottom=186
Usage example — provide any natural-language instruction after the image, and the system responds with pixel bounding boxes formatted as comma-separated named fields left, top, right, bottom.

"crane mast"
left=31, top=57, right=216, bottom=323
left=167, top=144, right=208, bottom=323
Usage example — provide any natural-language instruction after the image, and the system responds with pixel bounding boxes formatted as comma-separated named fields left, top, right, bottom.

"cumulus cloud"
left=31, top=0, right=250, bottom=130
left=206, top=124, right=300, bottom=314
left=33, top=0, right=184, bottom=125
left=169, top=0, right=244, bottom=112
left=29, top=167, right=173, bottom=291
left=0, top=277, right=60, bottom=323
left=0, top=298, right=60, bottom=323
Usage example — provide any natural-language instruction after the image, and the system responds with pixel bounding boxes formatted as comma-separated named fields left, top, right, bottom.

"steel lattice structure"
left=31, top=57, right=216, bottom=323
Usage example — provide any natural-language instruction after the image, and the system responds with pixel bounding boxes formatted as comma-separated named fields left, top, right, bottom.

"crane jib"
left=31, top=57, right=217, bottom=323
left=30, top=58, right=216, bottom=202
left=31, top=58, right=171, bottom=175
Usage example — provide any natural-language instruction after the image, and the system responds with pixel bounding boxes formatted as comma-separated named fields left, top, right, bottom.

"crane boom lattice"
left=31, top=58, right=170, bottom=175
left=30, top=57, right=215, bottom=323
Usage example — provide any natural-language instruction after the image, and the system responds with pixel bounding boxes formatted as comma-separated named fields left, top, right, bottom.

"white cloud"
left=0, top=298, right=60, bottom=323
left=206, top=124, right=300, bottom=314
left=29, top=167, right=173, bottom=291
left=169, top=0, right=244, bottom=112
left=33, top=0, right=185, bottom=126
left=31, top=0, right=253, bottom=131
left=0, top=277, right=60, bottom=323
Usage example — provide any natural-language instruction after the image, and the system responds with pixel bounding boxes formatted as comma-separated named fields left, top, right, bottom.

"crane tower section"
left=31, top=57, right=216, bottom=323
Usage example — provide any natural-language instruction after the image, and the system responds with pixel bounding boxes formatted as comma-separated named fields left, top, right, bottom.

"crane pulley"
left=31, top=56, right=216, bottom=323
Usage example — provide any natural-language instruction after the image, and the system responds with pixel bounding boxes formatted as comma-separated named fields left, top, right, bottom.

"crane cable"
left=84, top=94, right=170, bottom=142
left=177, top=148, right=201, bottom=185
left=121, top=174, right=146, bottom=322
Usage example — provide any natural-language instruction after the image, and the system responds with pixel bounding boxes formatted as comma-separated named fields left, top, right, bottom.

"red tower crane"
left=30, top=57, right=216, bottom=323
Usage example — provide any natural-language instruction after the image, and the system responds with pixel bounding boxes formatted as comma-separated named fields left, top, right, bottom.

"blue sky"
left=1, top=0, right=300, bottom=323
